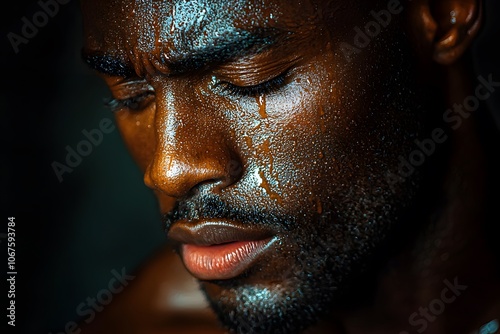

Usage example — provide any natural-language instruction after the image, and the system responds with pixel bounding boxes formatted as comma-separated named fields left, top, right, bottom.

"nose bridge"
left=156, top=86, right=192, bottom=151
left=155, top=83, right=219, bottom=161
left=145, top=82, right=241, bottom=198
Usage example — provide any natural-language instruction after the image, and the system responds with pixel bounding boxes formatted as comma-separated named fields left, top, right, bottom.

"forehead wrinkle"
left=160, top=0, right=251, bottom=53
left=132, top=27, right=290, bottom=78
left=164, top=28, right=286, bottom=74
left=127, top=0, right=292, bottom=74
left=127, top=0, right=249, bottom=54
left=120, top=0, right=326, bottom=77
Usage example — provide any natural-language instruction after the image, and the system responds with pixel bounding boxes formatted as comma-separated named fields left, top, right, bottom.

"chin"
left=194, top=239, right=371, bottom=334
left=200, top=279, right=329, bottom=334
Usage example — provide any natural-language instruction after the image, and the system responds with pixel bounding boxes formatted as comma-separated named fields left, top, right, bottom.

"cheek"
left=114, top=106, right=156, bottom=172
left=235, top=63, right=339, bottom=212
left=250, top=51, right=420, bottom=213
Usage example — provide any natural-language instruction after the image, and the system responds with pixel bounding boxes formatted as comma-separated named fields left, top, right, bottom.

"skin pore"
left=80, top=0, right=500, bottom=333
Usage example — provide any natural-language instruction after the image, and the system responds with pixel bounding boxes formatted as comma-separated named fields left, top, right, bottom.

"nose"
left=144, top=148, right=241, bottom=198
left=144, top=88, right=242, bottom=199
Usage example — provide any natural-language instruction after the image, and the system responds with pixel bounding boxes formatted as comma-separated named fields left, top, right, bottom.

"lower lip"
left=181, top=238, right=274, bottom=280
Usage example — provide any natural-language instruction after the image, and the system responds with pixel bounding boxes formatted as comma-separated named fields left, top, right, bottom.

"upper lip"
left=168, top=219, right=275, bottom=246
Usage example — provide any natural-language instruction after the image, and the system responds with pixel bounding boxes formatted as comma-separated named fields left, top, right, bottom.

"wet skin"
left=81, top=0, right=497, bottom=333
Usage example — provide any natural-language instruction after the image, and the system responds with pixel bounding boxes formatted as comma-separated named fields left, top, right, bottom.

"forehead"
left=82, top=0, right=321, bottom=60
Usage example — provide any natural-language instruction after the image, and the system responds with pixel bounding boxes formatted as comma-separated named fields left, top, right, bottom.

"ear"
left=417, top=0, right=482, bottom=65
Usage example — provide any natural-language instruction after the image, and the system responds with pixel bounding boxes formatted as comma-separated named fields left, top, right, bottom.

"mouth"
left=168, top=220, right=277, bottom=280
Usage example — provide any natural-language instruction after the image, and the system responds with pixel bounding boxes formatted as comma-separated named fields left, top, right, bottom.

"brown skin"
left=79, top=0, right=500, bottom=333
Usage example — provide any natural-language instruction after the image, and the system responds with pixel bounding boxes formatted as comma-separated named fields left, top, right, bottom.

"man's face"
left=83, top=0, right=435, bottom=332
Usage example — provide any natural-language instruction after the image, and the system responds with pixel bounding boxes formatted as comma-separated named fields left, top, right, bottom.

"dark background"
left=2, top=1, right=166, bottom=333
left=1, top=0, right=499, bottom=333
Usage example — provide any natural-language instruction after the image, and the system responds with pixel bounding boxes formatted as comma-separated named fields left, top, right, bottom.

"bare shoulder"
left=80, top=245, right=226, bottom=334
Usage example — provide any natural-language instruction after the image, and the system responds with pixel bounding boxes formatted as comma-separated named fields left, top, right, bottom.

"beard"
left=163, top=158, right=435, bottom=334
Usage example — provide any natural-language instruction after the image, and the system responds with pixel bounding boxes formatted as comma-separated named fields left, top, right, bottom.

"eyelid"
left=110, top=79, right=154, bottom=100
left=105, top=79, right=155, bottom=112
left=214, top=54, right=300, bottom=87
left=104, top=91, right=155, bottom=112
left=214, top=68, right=290, bottom=97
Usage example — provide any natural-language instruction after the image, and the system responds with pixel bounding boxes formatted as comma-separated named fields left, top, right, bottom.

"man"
left=80, top=0, right=500, bottom=333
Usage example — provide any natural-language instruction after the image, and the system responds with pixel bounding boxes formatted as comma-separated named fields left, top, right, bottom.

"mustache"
left=162, top=195, right=295, bottom=234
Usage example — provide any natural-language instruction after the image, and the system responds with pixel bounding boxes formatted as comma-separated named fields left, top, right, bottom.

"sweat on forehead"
left=82, top=0, right=322, bottom=66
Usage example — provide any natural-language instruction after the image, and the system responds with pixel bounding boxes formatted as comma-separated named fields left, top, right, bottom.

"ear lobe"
left=420, top=0, right=482, bottom=65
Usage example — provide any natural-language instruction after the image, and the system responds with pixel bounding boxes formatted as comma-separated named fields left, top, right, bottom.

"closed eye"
left=216, top=70, right=288, bottom=97
left=104, top=91, right=155, bottom=112
left=103, top=80, right=155, bottom=112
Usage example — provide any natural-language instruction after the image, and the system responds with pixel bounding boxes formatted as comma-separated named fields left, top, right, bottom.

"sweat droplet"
left=258, top=139, right=274, bottom=175
left=256, top=95, right=267, bottom=119
left=170, top=7, right=176, bottom=33
left=319, top=105, right=326, bottom=133
left=316, top=198, right=322, bottom=214
left=245, top=136, right=253, bottom=150
left=258, top=170, right=283, bottom=204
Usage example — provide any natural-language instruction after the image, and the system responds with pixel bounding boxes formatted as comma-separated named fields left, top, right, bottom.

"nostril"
left=227, top=159, right=244, bottom=180
left=191, top=177, right=228, bottom=195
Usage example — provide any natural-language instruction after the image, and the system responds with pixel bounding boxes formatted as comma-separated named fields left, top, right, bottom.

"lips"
left=168, top=220, right=276, bottom=280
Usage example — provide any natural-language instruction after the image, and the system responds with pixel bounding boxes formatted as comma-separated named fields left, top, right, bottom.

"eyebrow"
left=81, top=51, right=135, bottom=78
left=81, top=27, right=290, bottom=78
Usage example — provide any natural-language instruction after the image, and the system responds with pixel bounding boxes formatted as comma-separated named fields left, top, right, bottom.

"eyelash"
left=104, top=71, right=289, bottom=112
left=217, top=71, right=288, bottom=97
left=104, top=91, right=154, bottom=112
